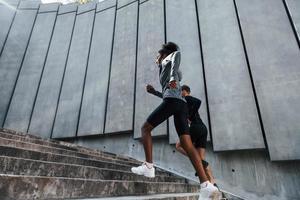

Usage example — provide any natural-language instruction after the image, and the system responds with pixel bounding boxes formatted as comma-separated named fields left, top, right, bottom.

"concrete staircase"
left=0, top=128, right=201, bottom=200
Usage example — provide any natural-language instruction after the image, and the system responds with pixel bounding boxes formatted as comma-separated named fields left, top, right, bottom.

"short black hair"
left=158, top=42, right=179, bottom=55
left=181, top=85, right=190, bottom=93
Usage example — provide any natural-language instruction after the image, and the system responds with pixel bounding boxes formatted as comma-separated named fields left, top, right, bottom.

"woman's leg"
left=179, top=134, right=208, bottom=183
left=141, top=100, right=173, bottom=163
left=141, top=122, right=154, bottom=163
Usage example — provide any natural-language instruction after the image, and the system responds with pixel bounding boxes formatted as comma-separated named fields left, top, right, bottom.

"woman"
left=131, top=42, right=220, bottom=199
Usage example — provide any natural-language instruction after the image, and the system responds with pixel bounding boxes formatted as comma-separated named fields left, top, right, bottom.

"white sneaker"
left=199, top=181, right=221, bottom=200
left=131, top=162, right=155, bottom=178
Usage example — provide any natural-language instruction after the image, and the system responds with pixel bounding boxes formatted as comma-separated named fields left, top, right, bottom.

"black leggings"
left=146, top=98, right=189, bottom=136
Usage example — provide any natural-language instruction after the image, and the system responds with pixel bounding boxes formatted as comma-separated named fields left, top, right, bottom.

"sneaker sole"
left=210, top=191, right=222, bottom=200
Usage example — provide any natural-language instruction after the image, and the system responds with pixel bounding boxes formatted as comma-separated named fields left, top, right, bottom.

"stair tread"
left=0, top=136, right=139, bottom=165
left=0, top=130, right=137, bottom=163
left=72, top=192, right=199, bottom=200
left=0, top=155, right=188, bottom=183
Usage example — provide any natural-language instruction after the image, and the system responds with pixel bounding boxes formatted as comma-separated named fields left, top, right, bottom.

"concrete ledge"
left=77, top=1, right=96, bottom=14
left=97, top=0, right=116, bottom=12
left=58, top=3, right=77, bottom=14
left=39, top=3, right=60, bottom=13
left=18, top=0, right=39, bottom=9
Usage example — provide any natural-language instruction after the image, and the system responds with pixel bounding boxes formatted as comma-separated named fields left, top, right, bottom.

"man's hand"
left=169, top=80, right=177, bottom=89
left=146, top=84, right=155, bottom=94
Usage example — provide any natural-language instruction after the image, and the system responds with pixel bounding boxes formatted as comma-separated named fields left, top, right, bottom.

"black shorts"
left=147, top=98, right=189, bottom=137
left=190, top=121, right=208, bottom=148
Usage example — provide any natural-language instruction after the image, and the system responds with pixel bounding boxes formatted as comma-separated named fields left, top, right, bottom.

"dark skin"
left=141, top=52, right=209, bottom=183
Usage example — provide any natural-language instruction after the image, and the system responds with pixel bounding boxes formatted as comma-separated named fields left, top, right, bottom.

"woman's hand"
left=169, top=80, right=177, bottom=89
left=146, top=84, right=155, bottom=93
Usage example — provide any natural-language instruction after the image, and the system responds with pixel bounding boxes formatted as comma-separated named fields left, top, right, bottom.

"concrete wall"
left=0, top=0, right=300, bottom=199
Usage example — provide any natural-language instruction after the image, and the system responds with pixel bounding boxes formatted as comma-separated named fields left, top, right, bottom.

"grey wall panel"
left=0, top=9, right=37, bottom=127
left=117, top=0, right=136, bottom=8
left=4, top=12, right=57, bottom=132
left=165, top=0, right=209, bottom=144
left=0, top=4, right=16, bottom=56
left=286, top=0, right=300, bottom=42
left=197, top=0, right=264, bottom=151
left=39, top=3, right=60, bottom=13
left=77, top=1, right=96, bottom=14
left=18, top=0, right=39, bottom=9
left=236, top=0, right=300, bottom=160
left=96, top=0, right=116, bottom=12
left=78, top=7, right=115, bottom=136
left=134, top=0, right=166, bottom=138
left=105, top=2, right=137, bottom=134
left=29, top=12, right=76, bottom=138
left=58, top=3, right=77, bottom=14
left=52, top=10, right=95, bottom=138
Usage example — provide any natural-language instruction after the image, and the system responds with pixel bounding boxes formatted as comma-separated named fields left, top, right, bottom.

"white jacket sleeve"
left=169, top=51, right=181, bottom=82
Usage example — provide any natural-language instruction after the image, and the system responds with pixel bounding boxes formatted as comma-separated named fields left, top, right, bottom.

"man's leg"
left=196, top=148, right=215, bottom=184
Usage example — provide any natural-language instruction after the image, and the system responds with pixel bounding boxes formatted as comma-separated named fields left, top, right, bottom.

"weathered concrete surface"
left=0, top=156, right=186, bottom=183
left=58, top=2, right=77, bottom=14
left=286, top=0, right=300, bottom=42
left=29, top=12, right=76, bottom=138
left=96, top=0, right=116, bottom=12
left=0, top=3, right=17, bottom=56
left=76, top=134, right=300, bottom=200
left=38, top=2, right=59, bottom=13
left=0, top=175, right=198, bottom=200
left=134, top=0, right=166, bottom=138
left=117, top=0, right=136, bottom=8
left=78, top=5, right=115, bottom=136
left=52, top=9, right=95, bottom=138
left=236, top=0, right=300, bottom=161
left=197, top=0, right=264, bottom=151
left=165, top=0, right=209, bottom=144
left=0, top=9, right=37, bottom=127
left=4, top=11, right=57, bottom=132
left=105, top=1, right=138, bottom=133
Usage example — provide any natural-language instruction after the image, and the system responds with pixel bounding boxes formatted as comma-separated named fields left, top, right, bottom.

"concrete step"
left=0, top=136, right=140, bottom=166
left=0, top=155, right=188, bottom=183
left=0, top=145, right=171, bottom=176
left=72, top=193, right=199, bottom=200
left=0, top=174, right=199, bottom=200
left=0, top=129, right=138, bottom=163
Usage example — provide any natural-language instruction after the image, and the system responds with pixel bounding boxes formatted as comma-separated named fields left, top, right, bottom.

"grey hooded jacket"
left=158, top=51, right=185, bottom=102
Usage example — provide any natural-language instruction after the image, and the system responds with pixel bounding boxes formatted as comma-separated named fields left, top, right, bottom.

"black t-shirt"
left=185, top=95, right=202, bottom=123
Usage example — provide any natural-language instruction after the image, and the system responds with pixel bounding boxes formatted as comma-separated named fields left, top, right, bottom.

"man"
left=131, top=42, right=220, bottom=199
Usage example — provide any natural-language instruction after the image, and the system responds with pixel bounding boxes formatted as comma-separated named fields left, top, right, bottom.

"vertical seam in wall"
left=27, top=10, right=59, bottom=133
left=282, top=0, right=300, bottom=49
left=163, top=0, right=169, bottom=137
left=50, top=6, right=78, bottom=139
left=233, top=0, right=269, bottom=154
left=103, top=3, right=118, bottom=134
left=132, top=0, right=140, bottom=136
left=194, top=0, right=213, bottom=145
left=0, top=0, right=20, bottom=58
left=76, top=8, right=97, bottom=137
left=2, top=5, right=40, bottom=127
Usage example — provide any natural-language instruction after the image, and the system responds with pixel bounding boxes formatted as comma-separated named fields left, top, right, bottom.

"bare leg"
left=141, top=122, right=154, bottom=163
left=196, top=148, right=216, bottom=184
left=179, top=134, right=208, bottom=183
left=175, top=141, right=188, bottom=156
